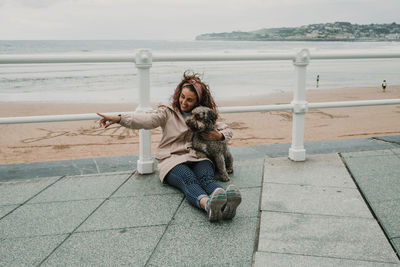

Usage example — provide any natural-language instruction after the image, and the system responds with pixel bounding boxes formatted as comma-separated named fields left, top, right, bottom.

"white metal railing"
left=1, top=50, right=400, bottom=64
left=1, top=49, right=400, bottom=174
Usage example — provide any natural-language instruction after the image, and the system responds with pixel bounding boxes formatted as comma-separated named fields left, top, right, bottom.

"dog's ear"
left=208, top=109, right=218, bottom=123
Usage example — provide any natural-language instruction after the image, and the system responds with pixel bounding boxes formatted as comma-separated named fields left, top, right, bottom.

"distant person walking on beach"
left=382, top=80, right=387, bottom=92
left=97, top=71, right=241, bottom=222
left=316, top=75, right=320, bottom=88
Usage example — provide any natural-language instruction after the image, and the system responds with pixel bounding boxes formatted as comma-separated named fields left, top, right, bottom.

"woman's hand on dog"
left=200, top=129, right=224, bottom=141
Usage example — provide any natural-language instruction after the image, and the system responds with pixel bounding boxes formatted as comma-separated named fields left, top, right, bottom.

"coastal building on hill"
left=196, top=22, right=400, bottom=41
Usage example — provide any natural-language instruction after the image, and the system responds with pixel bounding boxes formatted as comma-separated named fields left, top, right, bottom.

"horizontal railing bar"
left=310, top=51, right=400, bottom=60
left=0, top=112, right=130, bottom=124
left=1, top=51, right=400, bottom=64
left=152, top=53, right=295, bottom=62
left=1, top=99, right=399, bottom=124
left=219, top=99, right=400, bottom=114
left=219, top=104, right=292, bottom=113
left=154, top=51, right=400, bottom=62
left=308, top=99, right=400, bottom=109
left=0, top=54, right=135, bottom=64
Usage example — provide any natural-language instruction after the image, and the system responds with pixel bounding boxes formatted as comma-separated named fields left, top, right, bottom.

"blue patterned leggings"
left=165, top=160, right=222, bottom=208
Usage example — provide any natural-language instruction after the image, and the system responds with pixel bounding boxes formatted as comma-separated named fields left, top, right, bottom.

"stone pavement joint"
left=143, top=195, right=185, bottom=266
left=0, top=175, right=65, bottom=221
left=256, top=151, right=400, bottom=266
left=1, top=135, right=400, bottom=266
left=341, top=148, right=400, bottom=260
left=1, top=150, right=263, bottom=266
left=339, top=152, right=390, bottom=230
left=44, top=171, right=135, bottom=265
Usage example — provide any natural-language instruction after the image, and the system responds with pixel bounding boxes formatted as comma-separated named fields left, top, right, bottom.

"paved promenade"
left=1, top=135, right=400, bottom=266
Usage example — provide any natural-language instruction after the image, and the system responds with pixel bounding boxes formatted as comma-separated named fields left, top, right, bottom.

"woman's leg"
left=191, top=160, right=222, bottom=195
left=165, top=163, right=208, bottom=208
left=192, top=160, right=242, bottom=220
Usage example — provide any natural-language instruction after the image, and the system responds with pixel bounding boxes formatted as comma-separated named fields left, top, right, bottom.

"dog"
left=186, top=106, right=234, bottom=181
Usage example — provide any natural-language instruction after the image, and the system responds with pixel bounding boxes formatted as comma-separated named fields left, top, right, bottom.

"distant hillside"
left=196, top=22, right=400, bottom=41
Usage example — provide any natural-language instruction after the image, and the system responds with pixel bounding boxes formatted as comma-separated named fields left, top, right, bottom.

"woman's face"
left=179, top=87, right=198, bottom=113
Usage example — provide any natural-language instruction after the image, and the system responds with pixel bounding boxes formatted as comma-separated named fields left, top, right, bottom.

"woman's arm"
left=200, top=129, right=224, bottom=141
left=200, top=122, right=233, bottom=141
left=97, top=107, right=168, bottom=130
left=119, top=111, right=166, bottom=130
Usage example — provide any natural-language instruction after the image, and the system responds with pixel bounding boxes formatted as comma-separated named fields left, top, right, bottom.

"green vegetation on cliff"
left=196, top=22, right=400, bottom=41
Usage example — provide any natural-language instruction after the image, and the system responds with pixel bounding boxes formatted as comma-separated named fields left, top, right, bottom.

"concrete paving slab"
left=1, top=137, right=399, bottom=266
left=230, top=146, right=265, bottom=160
left=304, top=138, right=399, bottom=155
left=258, top=212, right=399, bottom=263
left=77, top=194, right=183, bottom=232
left=0, top=155, right=138, bottom=182
left=392, top=148, right=400, bottom=155
left=261, top=183, right=372, bottom=218
left=147, top=217, right=258, bottom=266
left=264, top=154, right=356, bottom=188
left=342, top=154, right=400, bottom=203
left=0, top=205, right=18, bottom=219
left=251, top=143, right=291, bottom=158
left=43, top=226, right=165, bottom=266
left=341, top=154, right=400, bottom=178
left=0, top=176, right=60, bottom=206
left=0, top=234, right=67, bottom=267
left=248, top=137, right=399, bottom=159
left=113, top=172, right=177, bottom=198
left=0, top=159, right=98, bottom=182
left=220, top=159, right=264, bottom=188
left=173, top=187, right=261, bottom=224
left=254, top=251, right=400, bottom=267
left=92, top=155, right=138, bottom=173
left=375, top=135, right=400, bottom=146
left=371, top=199, right=400, bottom=239
left=234, top=158, right=265, bottom=166
left=342, top=150, right=400, bottom=258
left=348, top=173, right=400, bottom=204
left=0, top=199, right=102, bottom=239
left=342, top=149, right=396, bottom=158
left=28, top=172, right=130, bottom=203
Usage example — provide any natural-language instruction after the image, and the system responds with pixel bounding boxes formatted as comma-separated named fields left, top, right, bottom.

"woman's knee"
left=192, top=160, right=214, bottom=177
left=166, top=163, right=199, bottom=187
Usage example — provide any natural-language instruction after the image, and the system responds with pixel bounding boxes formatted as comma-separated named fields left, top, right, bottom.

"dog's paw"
left=227, top=168, right=234, bottom=174
left=219, top=173, right=230, bottom=182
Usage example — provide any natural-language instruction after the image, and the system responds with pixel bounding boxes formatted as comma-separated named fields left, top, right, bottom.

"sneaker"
left=222, top=184, right=242, bottom=220
left=206, top=188, right=227, bottom=222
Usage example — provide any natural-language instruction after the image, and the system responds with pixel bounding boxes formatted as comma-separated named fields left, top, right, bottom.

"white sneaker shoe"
left=206, top=188, right=227, bottom=222
left=222, top=184, right=242, bottom=220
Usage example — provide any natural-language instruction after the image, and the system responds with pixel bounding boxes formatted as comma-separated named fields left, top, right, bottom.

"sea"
left=0, top=40, right=399, bottom=104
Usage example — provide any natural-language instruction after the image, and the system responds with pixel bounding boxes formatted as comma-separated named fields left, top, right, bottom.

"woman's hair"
left=171, top=71, right=218, bottom=115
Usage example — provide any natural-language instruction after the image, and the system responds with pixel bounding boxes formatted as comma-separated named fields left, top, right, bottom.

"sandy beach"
left=1, top=85, right=399, bottom=164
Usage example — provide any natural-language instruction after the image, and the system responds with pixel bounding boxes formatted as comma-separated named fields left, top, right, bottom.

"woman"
left=97, top=71, right=242, bottom=222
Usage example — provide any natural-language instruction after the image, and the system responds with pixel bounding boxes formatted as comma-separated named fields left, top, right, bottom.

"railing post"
left=135, top=49, right=155, bottom=174
left=289, top=49, right=310, bottom=161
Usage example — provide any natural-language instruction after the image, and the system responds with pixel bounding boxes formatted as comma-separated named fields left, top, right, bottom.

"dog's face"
left=186, top=106, right=217, bottom=132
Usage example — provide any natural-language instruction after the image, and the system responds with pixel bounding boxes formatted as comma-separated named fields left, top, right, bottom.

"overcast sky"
left=0, top=0, right=399, bottom=40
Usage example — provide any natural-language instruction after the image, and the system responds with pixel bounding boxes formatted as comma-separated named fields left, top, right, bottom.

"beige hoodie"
left=119, top=105, right=233, bottom=182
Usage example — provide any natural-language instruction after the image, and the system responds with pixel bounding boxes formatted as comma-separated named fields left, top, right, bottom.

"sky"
left=0, top=0, right=399, bottom=40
